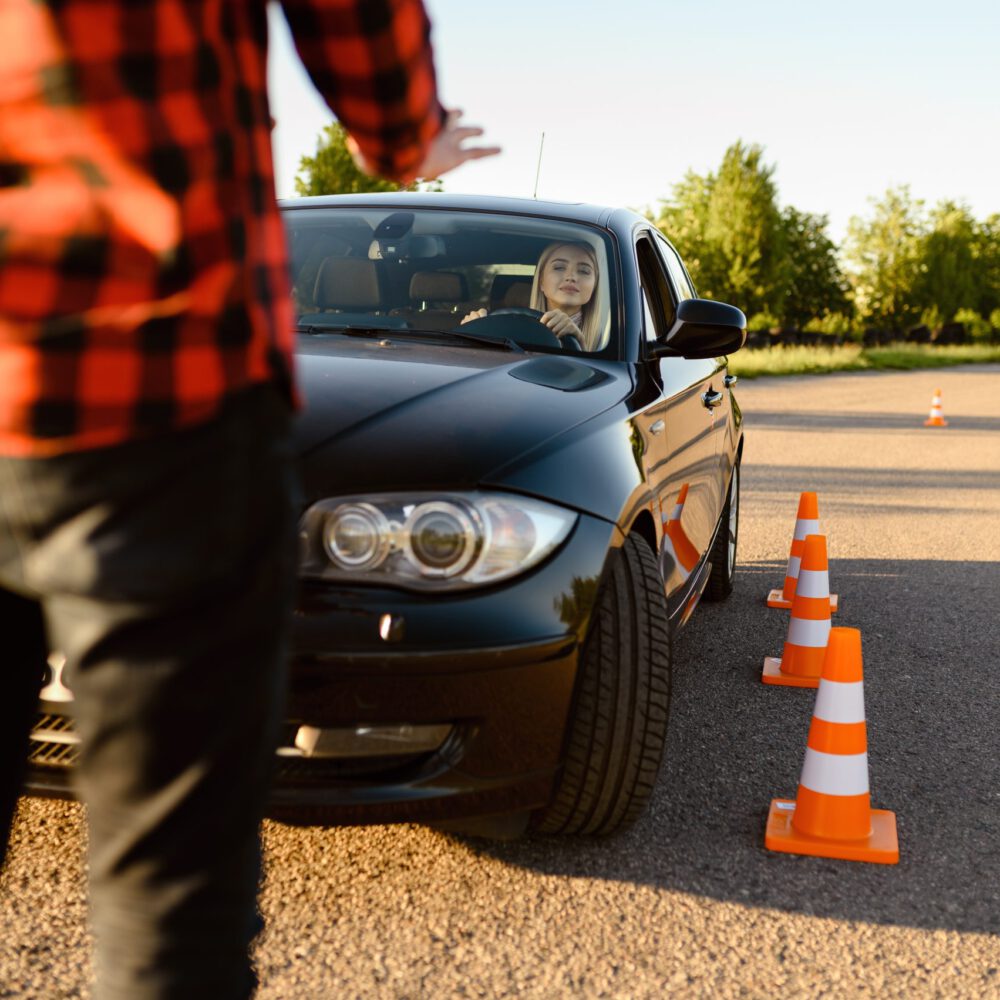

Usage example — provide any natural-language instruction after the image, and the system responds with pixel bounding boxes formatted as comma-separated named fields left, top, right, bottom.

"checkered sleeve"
left=279, top=0, right=446, bottom=182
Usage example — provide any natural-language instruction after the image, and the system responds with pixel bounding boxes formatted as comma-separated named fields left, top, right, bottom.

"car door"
left=633, top=231, right=726, bottom=604
left=653, top=229, right=735, bottom=500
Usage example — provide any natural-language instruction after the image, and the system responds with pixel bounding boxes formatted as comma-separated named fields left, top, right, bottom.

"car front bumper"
left=24, top=512, right=620, bottom=827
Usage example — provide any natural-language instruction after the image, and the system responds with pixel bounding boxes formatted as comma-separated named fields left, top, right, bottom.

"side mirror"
left=652, top=298, right=747, bottom=360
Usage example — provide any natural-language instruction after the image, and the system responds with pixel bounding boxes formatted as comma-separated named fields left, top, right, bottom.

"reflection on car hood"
left=293, top=337, right=628, bottom=497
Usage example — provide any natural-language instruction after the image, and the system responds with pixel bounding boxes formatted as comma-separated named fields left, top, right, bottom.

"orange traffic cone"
left=767, top=492, right=839, bottom=612
left=660, top=483, right=699, bottom=583
left=924, top=388, right=948, bottom=427
left=763, top=534, right=832, bottom=688
left=765, top=627, right=899, bottom=864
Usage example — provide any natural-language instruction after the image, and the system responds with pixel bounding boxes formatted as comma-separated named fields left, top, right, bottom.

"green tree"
left=972, top=214, right=1000, bottom=318
left=844, top=186, right=925, bottom=330
left=704, top=142, right=786, bottom=318
left=294, top=122, right=442, bottom=196
left=913, top=201, right=979, bottom=321
left=653, top=169, right=716, bottom=291
left=779, top=207, right=851, bottom=329
left=655, top=142, right=786, bottom=317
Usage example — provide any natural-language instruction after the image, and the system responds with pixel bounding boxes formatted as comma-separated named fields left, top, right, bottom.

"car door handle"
left=701, top=389, right=724, bottom=409
left=650, top=419, right=664, bottom=435
left=724, top=374, right=738, bottom=388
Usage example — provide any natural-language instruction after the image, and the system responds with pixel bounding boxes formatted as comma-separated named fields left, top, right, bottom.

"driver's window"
left=640, top=286, right=658, bottom=342
left=654, top=232, right=696, bottom=301
left=636, top=235, right=674, bottom=341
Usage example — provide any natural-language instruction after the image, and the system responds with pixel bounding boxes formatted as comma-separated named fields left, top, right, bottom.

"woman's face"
left=539, top=245, right=596, bottom=314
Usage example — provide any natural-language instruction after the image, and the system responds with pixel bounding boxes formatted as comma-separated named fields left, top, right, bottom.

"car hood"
left=293, top=337, right=629, bottom=498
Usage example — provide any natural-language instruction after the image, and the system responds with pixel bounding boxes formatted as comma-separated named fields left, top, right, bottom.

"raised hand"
left=348, top=109, right=499, bottom=182
left=413, top=109, right=500, bottom=180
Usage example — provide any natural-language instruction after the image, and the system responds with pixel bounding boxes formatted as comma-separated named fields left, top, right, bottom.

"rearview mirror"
left=652, top=298, right=747, bottom=360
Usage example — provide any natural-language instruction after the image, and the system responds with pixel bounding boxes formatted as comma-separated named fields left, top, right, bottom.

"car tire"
left=703, top=461, right=740, bottom=602
left=533, top=533, right=672, bottom=836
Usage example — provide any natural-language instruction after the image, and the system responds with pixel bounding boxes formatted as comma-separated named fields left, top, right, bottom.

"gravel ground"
left=2, top=364, right=999, bottom=998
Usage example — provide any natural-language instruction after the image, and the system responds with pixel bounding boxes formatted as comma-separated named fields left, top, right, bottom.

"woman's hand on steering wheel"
left=461, top=308, right=488, bottom=324
left=541, top=310, right=583, bottom=340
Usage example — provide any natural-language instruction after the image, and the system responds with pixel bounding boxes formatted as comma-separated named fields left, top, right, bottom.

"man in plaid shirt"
left=0, top=1, right=497, bottom=996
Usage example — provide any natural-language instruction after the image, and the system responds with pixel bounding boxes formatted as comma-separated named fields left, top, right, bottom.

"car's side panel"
left=649, top=356, right=726, bottom=592
left=650, top=230, right=734, bottom=545
left=627, top=229, right=726, bottom=601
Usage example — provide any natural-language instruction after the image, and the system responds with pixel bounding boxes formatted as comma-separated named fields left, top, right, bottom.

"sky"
left=266, top=0, right=999, bottom=245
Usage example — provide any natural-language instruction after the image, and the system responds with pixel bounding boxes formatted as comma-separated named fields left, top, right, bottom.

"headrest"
left=409, top=271, right=467, bottom=302
left=314, top=258, right=381, bottom=310
left=490, top=274, right=532, bottom=310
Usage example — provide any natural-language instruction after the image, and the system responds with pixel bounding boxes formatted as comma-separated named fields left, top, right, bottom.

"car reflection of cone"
left=765, top=627, right=899, bottom=864
left=763, top=534, right=832, bottom=688
left=924, top=388, right=948, bottom=427
left=660, top=484, right=699, bottom=583
left=767, top=491, right=839, bottom=613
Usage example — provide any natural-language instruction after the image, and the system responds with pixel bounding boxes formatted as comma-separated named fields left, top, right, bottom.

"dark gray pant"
left=0, top=386, right=299, bottom=999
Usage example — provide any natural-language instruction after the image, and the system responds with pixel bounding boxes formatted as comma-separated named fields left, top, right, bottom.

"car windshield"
left=282, top=206, right=618, bottom=356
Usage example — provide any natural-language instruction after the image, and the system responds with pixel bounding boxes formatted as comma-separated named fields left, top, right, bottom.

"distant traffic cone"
left=763, top=534, right=832, bottom=688
left=765, top=627, right=899, bottom=864
left=767, top=492, right=839, bottom=612
left=660, top=483, right=700, bottom=583
left=924, top=388, right=948, bottom=427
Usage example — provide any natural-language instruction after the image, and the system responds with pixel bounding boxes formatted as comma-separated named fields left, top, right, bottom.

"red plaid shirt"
left=0, top=0, right=444, bottom=455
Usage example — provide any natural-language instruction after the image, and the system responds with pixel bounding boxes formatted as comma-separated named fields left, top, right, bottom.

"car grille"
left=28, top=714, right=81, bottom=768
left=27, top=714, right=448, bottom=784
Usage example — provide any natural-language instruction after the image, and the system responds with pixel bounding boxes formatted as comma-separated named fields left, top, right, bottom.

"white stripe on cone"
left=786, top=616, right=832, bottom=648
left=800, top=748, right=870, bottom=796
left=786, top=555, right=802, bottom=576
left=796, top=568, right=831, bottom=598
left=793, top=518, right=820, bottom=540
left=813, top=679, right=866, bottom=724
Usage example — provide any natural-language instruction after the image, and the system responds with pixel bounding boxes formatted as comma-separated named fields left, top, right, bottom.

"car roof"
left=278, top=192, right=643, bottom=230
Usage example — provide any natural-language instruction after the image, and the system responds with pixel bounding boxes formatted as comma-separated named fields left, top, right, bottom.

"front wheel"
left=533, top=533, right=672, bottom=836
left=703, top=461, right=739, bottom=601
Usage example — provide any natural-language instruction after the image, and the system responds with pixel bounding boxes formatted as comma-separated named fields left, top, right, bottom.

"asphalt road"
left=3, top=365, right=999, bottom=998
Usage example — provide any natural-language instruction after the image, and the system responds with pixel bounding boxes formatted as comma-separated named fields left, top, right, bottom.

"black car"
left=28, top=193, right=745, bottom=838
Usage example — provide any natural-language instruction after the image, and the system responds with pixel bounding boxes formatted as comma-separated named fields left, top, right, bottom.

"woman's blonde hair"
left=529, top=241, right=605, bottom=351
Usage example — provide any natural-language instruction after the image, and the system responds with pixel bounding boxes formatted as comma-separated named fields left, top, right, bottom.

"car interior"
left=284, top=208, right=615, bottom=355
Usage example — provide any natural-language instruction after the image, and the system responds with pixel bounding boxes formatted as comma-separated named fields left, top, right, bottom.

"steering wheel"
left=462, top=306, right=583, bottom=354
left=491, top=307, right=545, bottom=320
left=458, top=308, right=561, bottom=349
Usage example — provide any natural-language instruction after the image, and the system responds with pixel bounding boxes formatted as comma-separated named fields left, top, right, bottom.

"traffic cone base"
left=767, top=588, right=839, bottom=613
left=762, top=656, right=820, bottom=688
left=765, top=799, right=899, bottom=864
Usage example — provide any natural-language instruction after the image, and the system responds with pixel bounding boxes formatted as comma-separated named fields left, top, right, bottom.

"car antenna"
left=533, top=132, right=545, bottom=199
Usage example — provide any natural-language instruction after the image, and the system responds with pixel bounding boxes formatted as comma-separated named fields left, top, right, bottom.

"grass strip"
left=728, top=343, right=1000, bottom=379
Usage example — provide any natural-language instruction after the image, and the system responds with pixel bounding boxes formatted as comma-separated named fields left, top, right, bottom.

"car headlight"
left=299, top=492, right=577, bottom=591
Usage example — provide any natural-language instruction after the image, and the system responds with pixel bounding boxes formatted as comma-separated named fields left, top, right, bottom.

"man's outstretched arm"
left=280, top=0, right=498, bottom=183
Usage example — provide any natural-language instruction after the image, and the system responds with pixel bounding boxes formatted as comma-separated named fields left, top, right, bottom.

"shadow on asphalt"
left=743, top=410, right=1000, bottom=434
left=449, top=558, right=1000, bottom=937
left=742, top=464, right=1000, bottom=497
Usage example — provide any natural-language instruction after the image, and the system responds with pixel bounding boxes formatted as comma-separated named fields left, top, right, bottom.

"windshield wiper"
left=295, top=323, right=525, bottom=353
left=417, top=327, right=526, bottom=353
left=295, top=324, right=393, bottom=337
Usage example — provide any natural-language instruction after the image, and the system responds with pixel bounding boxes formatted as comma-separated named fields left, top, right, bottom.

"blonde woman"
left=464, top=241, right=602, bottom=349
